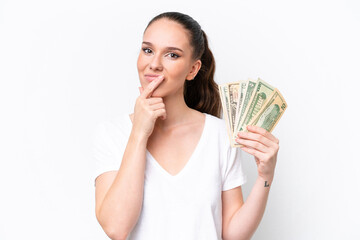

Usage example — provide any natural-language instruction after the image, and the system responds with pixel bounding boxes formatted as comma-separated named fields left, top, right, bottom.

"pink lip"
left=144, top=74, right=163, bottom=82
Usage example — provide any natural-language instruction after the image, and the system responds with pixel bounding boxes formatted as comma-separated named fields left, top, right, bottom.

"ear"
left=186, top=59, right=202, bottom=81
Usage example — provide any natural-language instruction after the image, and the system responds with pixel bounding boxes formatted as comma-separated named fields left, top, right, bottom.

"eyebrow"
left=142, top=41, right=184, bottom=52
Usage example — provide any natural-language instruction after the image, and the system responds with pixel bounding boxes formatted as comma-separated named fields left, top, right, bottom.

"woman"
left=92, top=11, right=280, bottom=240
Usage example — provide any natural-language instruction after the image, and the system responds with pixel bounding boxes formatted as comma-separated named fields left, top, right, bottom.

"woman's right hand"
left=132, top=75, right=166, bottom=139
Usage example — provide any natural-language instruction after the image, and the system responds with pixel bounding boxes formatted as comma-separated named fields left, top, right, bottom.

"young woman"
left=92, top=12, right=280, bottom=240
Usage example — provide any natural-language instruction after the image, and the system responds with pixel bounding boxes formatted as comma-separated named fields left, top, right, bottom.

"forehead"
left=143, top=19, right=191, bottom=49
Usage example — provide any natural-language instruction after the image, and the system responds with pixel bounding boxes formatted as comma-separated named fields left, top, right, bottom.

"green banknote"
left=228, top=81, right=240, bottom=133
left=237, top=78, right=275, bottom=132
left=234, top=81, right=248, bottom=131
left=218, top=78, right=287, bottom=148
left=247, top=89, right=287, bottom=132
left=219, top=84, right=233, bottom=144
left=233, top=79, right=256, bottom=135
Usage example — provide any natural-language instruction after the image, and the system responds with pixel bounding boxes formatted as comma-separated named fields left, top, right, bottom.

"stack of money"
left=218, top=78, right=287, bottom=148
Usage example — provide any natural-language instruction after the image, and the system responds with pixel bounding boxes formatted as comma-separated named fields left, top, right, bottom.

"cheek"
left=166, top=61, right=188, bottom=80
left=137, top=55, right=148, bottom=84
left=137, top=55, right=146, bottom=71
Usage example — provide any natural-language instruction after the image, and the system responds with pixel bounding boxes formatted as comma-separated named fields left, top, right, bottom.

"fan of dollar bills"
left=218, top=78, right=287, bottom=148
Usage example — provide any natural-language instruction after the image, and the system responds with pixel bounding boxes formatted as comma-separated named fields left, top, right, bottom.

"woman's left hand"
left=235, top=125, right=280, bottom=182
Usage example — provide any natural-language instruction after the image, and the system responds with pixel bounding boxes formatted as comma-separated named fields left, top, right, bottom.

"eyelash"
left=142, top=47, right=180, bottom=59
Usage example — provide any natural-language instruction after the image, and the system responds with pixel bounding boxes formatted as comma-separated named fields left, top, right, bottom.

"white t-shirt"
left=92, top=112, right=247, bottom=240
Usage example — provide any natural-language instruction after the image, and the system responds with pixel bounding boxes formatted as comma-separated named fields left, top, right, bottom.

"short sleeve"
left=91, top=119, right=127, bottom=187
left=222, top=145, right=247, bottom=191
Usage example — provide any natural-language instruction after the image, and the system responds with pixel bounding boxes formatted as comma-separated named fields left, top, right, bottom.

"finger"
left=149, top=102, right=165, bottom=111
left=236, top=131, right=275, bottom=148
left=140, top=75, right=164, bottom=99
left=240, top=146, right=266, bottom=159
left=146, top=97, right=163, bottom=105
left=235, top=138, right=268, bottom=153
left=154, top=108, right=166, bottom=119
left=246, top=125, right=279, bottom=144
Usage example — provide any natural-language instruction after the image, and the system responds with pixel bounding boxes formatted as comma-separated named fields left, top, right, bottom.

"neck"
left=154, top=90, right=194, bottom=131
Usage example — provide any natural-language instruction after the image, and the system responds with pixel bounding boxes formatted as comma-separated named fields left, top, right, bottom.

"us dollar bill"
left=247, top=88, right=287, bottom=132
left=234, top=81, right=248, bottom=131
left=218, top=84, right=233, bottom=144
left=219, top=78, right=286, bottom=148
left=237, top=78, right=275, bottom=132
left=228, top=81, right=240, bottom=133
left=233, top=79, right=256, bottom=138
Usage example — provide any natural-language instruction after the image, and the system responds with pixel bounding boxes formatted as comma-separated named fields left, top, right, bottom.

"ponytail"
left=183, top=30, right=221, bottom=118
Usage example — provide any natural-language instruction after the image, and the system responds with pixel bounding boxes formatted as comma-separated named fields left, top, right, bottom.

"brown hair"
left=144, top=12, right=221, bottom=118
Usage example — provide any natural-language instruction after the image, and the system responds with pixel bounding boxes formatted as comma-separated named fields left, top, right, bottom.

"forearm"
left=98, top=131, right=148, bottom=239
left=225, top=176, right=273, bottom=240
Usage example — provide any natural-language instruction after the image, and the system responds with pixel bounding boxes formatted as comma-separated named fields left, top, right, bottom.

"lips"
left=144, top=74, right=163, bottom=82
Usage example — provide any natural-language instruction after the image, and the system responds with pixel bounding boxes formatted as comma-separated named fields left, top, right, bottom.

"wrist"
left=130, top=129, right=149, bottom=144
left=257, top=175, right=274, bottom=187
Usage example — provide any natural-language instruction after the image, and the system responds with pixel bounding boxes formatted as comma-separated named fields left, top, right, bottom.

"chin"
left=152, top=89, right=167, bottom=98
left=151, top=89, right=161, bottom=97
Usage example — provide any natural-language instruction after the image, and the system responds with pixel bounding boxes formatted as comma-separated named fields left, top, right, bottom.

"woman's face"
left=137, top=18, right=201, bottom=97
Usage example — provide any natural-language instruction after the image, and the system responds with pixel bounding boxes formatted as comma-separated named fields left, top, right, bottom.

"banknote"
left=218, top=78, right=287, bottom=148
left=228, top=81, right=240, bottom=133
left=236, top=78, right=275, bottom=133
left=218, top=84, right=233, bottom=144
left=247, top=89, right=287, bottom=132
left=233, top=81, right=248, bottom=131
left=233, top=79, right=256, bottom=137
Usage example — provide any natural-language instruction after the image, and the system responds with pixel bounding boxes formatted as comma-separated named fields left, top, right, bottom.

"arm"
left=224, top=176, right=273, bottom=240
left=95, top=131, right=148, bottom=240
left=224, top=125, right=279, bottom=240
left=95, top=75, right=166, bottom=240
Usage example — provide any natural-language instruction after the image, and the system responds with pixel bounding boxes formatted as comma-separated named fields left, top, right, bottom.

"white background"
left=1, top=0, right=359, bottom=239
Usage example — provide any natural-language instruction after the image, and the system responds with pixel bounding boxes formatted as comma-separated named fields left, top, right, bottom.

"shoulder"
left=205, top=113, right=228, bottom=137
left=206, top=113, right=225, bottom=126
left=92, top=113, right=132, bottom=142
left=204, top=113, right=232, bottom=150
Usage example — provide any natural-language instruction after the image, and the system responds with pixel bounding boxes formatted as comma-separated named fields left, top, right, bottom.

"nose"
left=149, top=53, right=163, bottom=71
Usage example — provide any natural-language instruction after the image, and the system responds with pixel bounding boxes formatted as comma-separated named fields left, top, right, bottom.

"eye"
left=142, top=47, right=180, bottom=59
left=167, top=52, right=180, bottom=59
left=142, top=47, right=152, bottom=54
